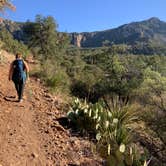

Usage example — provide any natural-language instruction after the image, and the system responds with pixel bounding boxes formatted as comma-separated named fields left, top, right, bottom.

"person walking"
left=8, top=53, right=29, bottom=102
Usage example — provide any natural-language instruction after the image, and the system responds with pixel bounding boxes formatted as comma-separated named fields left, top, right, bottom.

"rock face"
left=71, top=33, right=84, bottom=47
left=0, top=17, right=166, bottom=49
left=0, top=20, right=24, bottom=41
left=70, top=17, right=166, bottom=48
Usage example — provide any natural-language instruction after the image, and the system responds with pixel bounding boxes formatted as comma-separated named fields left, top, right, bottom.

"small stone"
left=45, top=93, right=52, bottom=98
left=37, top=78, right=40, bottom=82
left=54, top=125, right=66, bottom=132
left=45, top=130, right=49, bottom=134
left=31, top=152, right=38, bottom=158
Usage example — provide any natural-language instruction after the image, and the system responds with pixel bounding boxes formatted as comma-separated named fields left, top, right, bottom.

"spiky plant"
left=67, top=98, right=145, bottom=165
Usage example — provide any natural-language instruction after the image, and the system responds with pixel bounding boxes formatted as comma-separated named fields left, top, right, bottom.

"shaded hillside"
left=0, top=20, right=24, bottom=41
left=70, top=17, right=166, bottom=48
left=0, top=17, right=166, bottom=55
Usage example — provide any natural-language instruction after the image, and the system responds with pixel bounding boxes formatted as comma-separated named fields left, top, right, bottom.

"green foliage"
left=144, top=55, right=166, bottom=76
left=71, top=65, right=103, bottom=102
left=68, top=98, right=145, bottom=165
left=71, top=18, right=166, bottom=55
left=46, top=69, right=70, bottom=93
left=0, top=14, right=164, bottom=164
left=67, top=98, right=96, bottom=133
left=28, top=15, right=71, bottom=93
left=28, top=15, right=58, bottom=60
left=7, top=15, right=164, bottom=165
left=68, top=50, right=146, bottom=103
left=27, top=15, right=69, bottom=61
left=139, top=68, right=166, bottom=112
left=32, top=59, right=70, bottom=93
left=102, top=40, right=111, bottom=47
left=93, top=54, right=144, bottom=104
left=0, top=28, right=29, bottom=57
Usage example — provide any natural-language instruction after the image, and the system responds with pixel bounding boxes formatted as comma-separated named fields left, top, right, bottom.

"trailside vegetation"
left=0, top=14, right=165, bottom=165
left=0, top=28, right=29, bottom=57
left=28, top=15, right=166, bottom=165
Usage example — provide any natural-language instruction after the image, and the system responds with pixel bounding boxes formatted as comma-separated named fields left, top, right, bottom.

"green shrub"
left=46, top=69, right=70, bottom=93
left=68, top=98, right=146, bottom=165
left=0, top=29, right=30, bottom=57
left=30, top=59, right=71, bottom=93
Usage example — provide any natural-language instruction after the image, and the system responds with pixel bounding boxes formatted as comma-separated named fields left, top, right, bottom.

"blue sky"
left=3, top=0, right=166, bottom=32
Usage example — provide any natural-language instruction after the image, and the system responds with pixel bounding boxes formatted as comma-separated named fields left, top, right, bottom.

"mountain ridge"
left=70, top=17, right=166, bottom=47
left=0, top=17, right=166, bottom=51
left=70, top=17, right=163, bottom=33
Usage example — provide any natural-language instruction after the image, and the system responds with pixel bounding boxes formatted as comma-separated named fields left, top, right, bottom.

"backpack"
left=12, top=59, right=25, bottom=82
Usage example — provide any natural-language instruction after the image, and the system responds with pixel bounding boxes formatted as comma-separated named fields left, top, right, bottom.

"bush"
left=0, top=29, right=30, bottom=57
left=46, top=69, right=70, bottom=93
left=67, top=98, right=146, bottom=165
left=30, top=59, right=71, bottom=93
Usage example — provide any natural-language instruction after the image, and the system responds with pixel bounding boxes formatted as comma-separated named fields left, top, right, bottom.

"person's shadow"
left=4, top=95, right=18, bottom=102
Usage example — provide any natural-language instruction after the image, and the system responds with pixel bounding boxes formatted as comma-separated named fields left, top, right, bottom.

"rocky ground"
left=0, top=51, right=103, bottom=166
left=0, top=51, right=165, bottom=166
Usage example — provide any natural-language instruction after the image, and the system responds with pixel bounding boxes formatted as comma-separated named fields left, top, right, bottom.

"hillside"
left=0, top=20, right=24, bottom=41
left=0, top=51, right=102, bottom=165
left=0, top=17, right=166, bottom=53
left=70, top=17, right=166, bottom=48
left=0, top=28, right=166, bottom=165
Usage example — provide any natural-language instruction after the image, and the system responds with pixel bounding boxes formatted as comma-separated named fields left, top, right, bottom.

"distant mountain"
left=0, top=17, right=166, bottom=54
left=70, top=17, right=166, bottom=48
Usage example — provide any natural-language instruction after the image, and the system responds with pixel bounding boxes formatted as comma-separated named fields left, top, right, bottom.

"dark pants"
left=14, top=80, right=25, bottom=100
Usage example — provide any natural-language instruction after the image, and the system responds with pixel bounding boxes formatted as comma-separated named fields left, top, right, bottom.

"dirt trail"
left=0, top=51, right=102, bottom=166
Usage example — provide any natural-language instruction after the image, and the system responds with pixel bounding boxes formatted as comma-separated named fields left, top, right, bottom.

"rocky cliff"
left=70, top=17, right=166, bottom=48
left=0, top=17, right=166, bottom=50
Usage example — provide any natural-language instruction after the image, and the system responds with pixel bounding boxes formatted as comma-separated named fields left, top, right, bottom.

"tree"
left=0, top=0, right=15, bottom=11
left=29, top=15, right=58, bottom=60
left=0, top=28, right=29, bottom=56
left=145, top=55, right=166, bottom=76
left=92, top=53, right=145, bottom=105
left=140, top=68, right=166, bottom=112
left=29, top=15, right=71, bottom=93
left=0, top=0, right=15, bottom=21
left=29, top=15, right=70, bottom=62
left=102, top=40, right=111, bottom=47
left=71, top=64, right=103, bottom=102
left=110, top=44, right=129, bottom=54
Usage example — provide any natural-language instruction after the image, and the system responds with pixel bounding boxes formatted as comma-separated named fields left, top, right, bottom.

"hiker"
left=8, top=53, right=29, bottom=102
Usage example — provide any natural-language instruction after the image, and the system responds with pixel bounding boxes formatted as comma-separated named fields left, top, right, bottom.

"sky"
left=2, top=0, right=166, bottom=32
